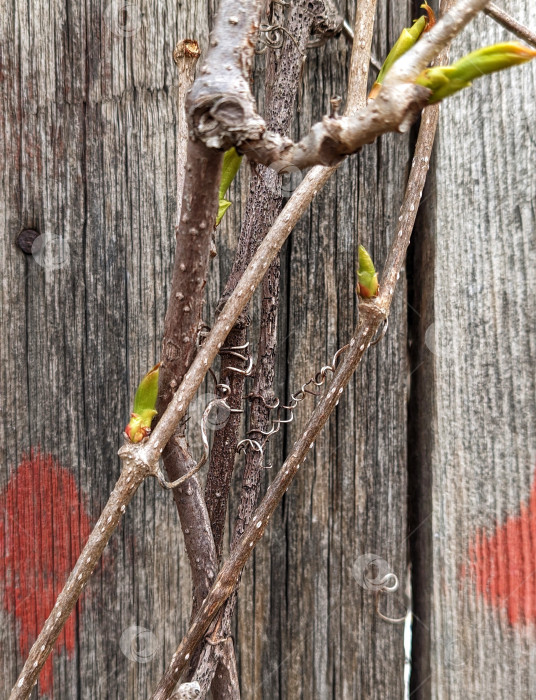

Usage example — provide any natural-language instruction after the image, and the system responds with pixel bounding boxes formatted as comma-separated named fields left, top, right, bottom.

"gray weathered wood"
left=1, top=1, right=208, bottom=696
left=231, top=3, right=412, bottom=697
left=11, top=0, right=535, bottom=698
left=410, top=1, right=536, bottom=698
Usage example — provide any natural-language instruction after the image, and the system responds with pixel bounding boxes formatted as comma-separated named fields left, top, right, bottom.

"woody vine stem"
left=10, top=0, right=535, bottom=697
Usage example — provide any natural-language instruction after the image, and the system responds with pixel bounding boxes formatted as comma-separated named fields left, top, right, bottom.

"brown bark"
left=204, top=0, right=328, bottom=559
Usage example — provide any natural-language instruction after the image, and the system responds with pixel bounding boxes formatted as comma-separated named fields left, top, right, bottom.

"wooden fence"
left=1, top=1, right=535, bottom=697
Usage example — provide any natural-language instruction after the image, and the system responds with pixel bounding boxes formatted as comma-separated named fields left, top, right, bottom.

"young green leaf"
left=125, top=363, right=160, bottom=443
left=416, top=42, right=536, bottom=103
left=369, top=3, right=436, bottom=100
left=216, top=148, right=243, bottom=226
left=216, top=199, right=232, bottom=226
left=357, top=245, right=379, bottom=298
left=369, top=13, right=428, bottom=100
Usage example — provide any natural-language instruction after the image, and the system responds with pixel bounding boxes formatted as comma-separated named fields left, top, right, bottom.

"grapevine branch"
left=10, top=1, right=499, bottom=696
left=155, top=40, right=238, bottom=688
left=203, top=0, right=332, bottom=564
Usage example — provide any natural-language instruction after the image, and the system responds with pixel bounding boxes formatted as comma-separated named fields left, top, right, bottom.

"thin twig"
left=484, top=3, right=536, bottom=49
left=8, top=454, right=151, bottom=699
left=378, top=0, right=456, bottom=307
left=150, top=307, right=383, bottom=699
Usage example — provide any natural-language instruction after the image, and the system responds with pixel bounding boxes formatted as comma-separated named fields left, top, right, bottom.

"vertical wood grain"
left=234, top=3, right=412, bottom=698
left=410, top=1, right=536, bottom=697
left=1, top=2, right=208, bottom=697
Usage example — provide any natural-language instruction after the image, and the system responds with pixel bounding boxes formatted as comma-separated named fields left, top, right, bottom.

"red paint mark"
left=0, top=449, right=92, bottom=696
left=464, top=465, right=536, bottom=626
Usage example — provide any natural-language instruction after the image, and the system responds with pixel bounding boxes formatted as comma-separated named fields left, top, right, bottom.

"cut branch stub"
left=187, top=0, right=265, bottom=149
left=173, top=39, right=201, bottom=66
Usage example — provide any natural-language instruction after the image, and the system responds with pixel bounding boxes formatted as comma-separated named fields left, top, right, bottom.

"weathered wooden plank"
left=1, top=1, right=209, bottom=697
left=410, top=1, right=536, bottom=697
left=233, top=2, right=413, bottom=697
left=2, top=0, right=414, bottom=697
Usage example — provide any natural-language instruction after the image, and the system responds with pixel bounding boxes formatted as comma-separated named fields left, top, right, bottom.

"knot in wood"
left=190, top=94, right=266, bottom=151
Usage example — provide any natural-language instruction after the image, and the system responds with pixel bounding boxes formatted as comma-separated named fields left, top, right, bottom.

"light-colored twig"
left=484, top=3, right=536, bottom=49
left=150, top=307, right=384, bottom=699
left=9, top=453, right=151, bottom=699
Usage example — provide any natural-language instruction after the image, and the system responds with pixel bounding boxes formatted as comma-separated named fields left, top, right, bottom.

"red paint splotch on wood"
left=464, top=465, right=536, bottom=626
left=0, top=449, right=92, bottom=696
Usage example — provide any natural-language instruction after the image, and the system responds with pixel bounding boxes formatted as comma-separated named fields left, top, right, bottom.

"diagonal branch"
left=484, top=3, right=536, bottom=49
left=149, top=308, right=381, bottom=699
left=190, top=0, right=490, bottom=169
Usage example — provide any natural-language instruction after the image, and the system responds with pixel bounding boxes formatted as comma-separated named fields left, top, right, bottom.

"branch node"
left=329, top=94, right=342, bottom=118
